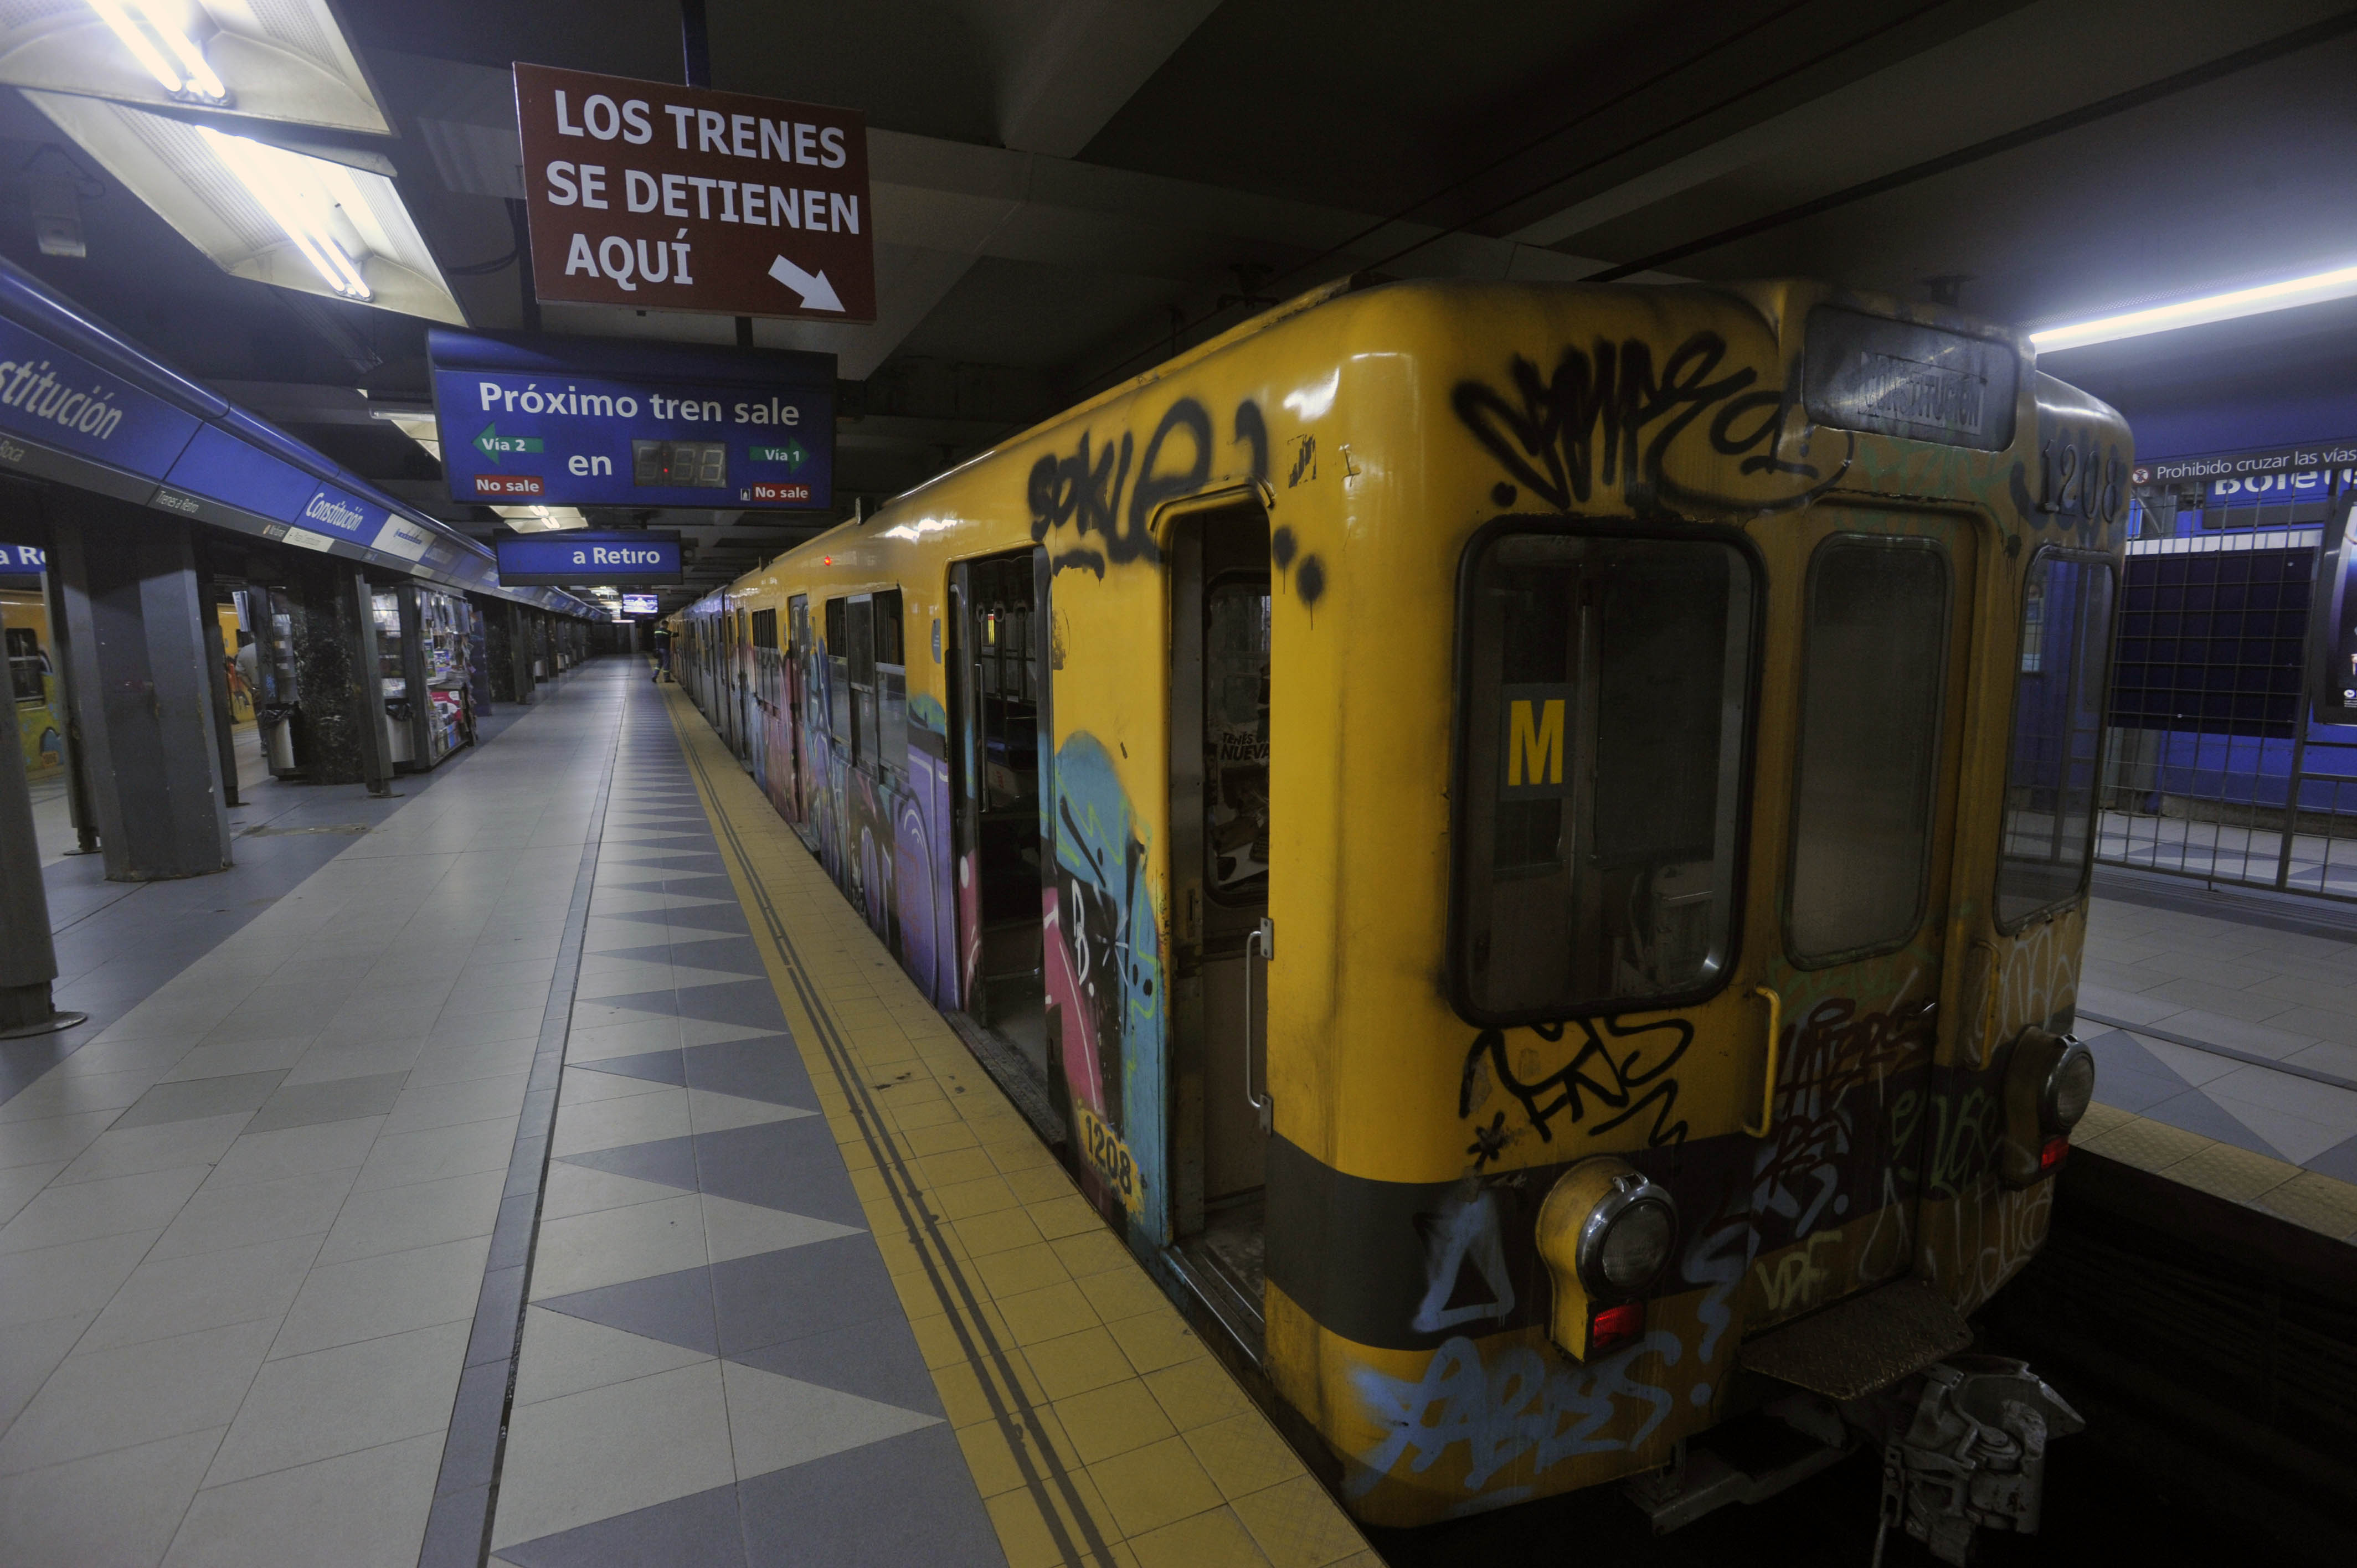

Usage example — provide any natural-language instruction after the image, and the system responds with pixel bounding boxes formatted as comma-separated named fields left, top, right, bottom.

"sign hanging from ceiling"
left=429, top=328, right=833, bottom=509
left=512, top=63, right=874, bottom=322
left=620, top=592, right=659, bottom=615
left=495, top=529, right=683, bottom=586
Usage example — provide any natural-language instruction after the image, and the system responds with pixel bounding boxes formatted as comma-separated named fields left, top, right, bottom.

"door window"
left=874, top=589, right=906, bottom=777
left=824, top=597, right=850, bottom=746
left=1996, top=550, right=2117, bottom=927
left=1787, top=537, right=1952, bottom=962
left=1204, top=576, right=1270, bottom=900
left=1453, top=530, right=1755, bottom=1021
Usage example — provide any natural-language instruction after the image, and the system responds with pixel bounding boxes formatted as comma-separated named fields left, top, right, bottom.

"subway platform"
left=0, top=658, right=1374, bottom=1568
left=2074, top=868, right=2357, bottom=1245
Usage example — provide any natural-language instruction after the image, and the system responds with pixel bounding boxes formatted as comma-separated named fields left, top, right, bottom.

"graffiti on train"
left=1350, top=1330, right=1682, bottom=1499
left=1027, top=397, right=1269, bottom=579
left=1458, top=1014, right=1691, bottom=1169
left=1044, top=733, right=1166, bottom=1219
left=1749, top=992, right=1932, bottom=1248
left=1453, top=332, right=1848, bottom=514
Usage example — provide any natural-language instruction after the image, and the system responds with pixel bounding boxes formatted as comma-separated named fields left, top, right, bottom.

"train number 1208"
left=1074, top=1103, right=1143, bottom=1214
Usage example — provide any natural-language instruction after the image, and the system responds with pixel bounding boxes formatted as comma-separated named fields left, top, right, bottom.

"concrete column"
left=282, top=551, right=368, bottom=785
left=49, top=498, right=231, bottom=881
left=483, top=600, right=519, bottom=703
left=349, top=570, right=397, bottom=797
left=0, top=667, right=68, bottom=1032
left=195, top=549, right=240, bottom=809
left=40, top=563, right=101, bottom=855
left=511, top=601, right=539, bottom=698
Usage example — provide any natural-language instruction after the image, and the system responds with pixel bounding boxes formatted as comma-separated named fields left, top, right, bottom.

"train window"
left=1996, top=550, right=2117, bottom=929
left=1787, top=537, right=1951, bottom=963
left=875, top=589, right=905, bottom=773
left=824, top=597, right=850, bottom=746
left=752, top=608, right=775, bottom=648
left=1453, top=530, right=1754, bottom=1022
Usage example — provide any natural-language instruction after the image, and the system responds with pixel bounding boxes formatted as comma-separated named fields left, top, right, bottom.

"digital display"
left=634, top=440, right=727, bottom=488
left=621, top=593, right=659, bottom=615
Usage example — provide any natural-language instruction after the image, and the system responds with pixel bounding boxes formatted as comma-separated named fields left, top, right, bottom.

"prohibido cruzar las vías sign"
left=513, top=63, right=874, bottom=322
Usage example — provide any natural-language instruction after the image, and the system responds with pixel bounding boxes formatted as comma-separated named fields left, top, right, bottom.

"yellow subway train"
left=671, top=276, right=2124, bottom=1530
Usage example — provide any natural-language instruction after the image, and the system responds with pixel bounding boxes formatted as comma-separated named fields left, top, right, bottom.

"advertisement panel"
left=429, top=328, right=832, bottom=510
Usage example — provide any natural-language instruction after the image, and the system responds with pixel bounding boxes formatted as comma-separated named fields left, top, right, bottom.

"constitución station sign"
left=513, top=63, right=874, bottom=322
left=428, top=328, right=833, bottom=509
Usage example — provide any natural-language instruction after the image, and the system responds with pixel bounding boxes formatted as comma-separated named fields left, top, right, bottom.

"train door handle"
left=1244, top=916, right=1273, bottom=1133
left=1744, top=984, right=1782, bottom=1138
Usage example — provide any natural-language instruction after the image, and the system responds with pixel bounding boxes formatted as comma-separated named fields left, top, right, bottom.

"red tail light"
left=1591, top=1301, right=1645, bottom=1353
left=2039, top=1135, right=2070, bottom=1173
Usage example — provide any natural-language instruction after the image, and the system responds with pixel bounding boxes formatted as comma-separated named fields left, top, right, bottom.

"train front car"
left=1235, top=280, right=2126, bottom=1530
left=687, top=276, right=2128, bottom=1546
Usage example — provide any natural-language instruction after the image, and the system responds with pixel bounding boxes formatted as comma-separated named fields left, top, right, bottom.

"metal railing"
left=2095, top=524, right=2357, bottom=899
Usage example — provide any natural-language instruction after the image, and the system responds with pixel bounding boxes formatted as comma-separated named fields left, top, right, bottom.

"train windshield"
left=1996, top=550, right=2117, bottom=927
left=1454, top=530, right=1753, bottom=1020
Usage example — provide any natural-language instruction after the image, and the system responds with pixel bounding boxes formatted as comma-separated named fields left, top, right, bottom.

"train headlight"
left=2042, top=1043, right=2096, bottom=1133
left=1536, top=1159, right=1679, bottom=1361
left=1587, top=1183, right=1676, bottom=1293
left=2001, top=1027, right=2092, bottom=1188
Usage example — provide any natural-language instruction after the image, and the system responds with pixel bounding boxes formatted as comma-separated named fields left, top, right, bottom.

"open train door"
left=1162, top=499, right=1274, bottom=1351
left=946, top=550, right=1062, bottom=1126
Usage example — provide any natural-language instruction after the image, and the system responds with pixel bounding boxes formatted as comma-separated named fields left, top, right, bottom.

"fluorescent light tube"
left=135, top=2, right=227, bottom=102
left=2031, top=262, right=2357, bottom=353
left=196, top=125, right=370, bottom=300
left=83, top=0, right=183, bottom=95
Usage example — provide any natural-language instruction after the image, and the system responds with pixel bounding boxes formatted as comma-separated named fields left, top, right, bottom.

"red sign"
left=513, top=64, right=874, bottom=323
left=474, top=473, right=544, bottom=497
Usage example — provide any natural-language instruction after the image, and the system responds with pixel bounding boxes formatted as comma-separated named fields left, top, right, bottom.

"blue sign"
left=621, top=593, right=658, bottom=615
left=429, top=329, right=832, bottom=510
left=290, top=481, right=387, bottom=545
left=1, top=543, right=44, bottom=570
left=496, top=530, right=682, bottom=586
left=0, top=312, right=199, bottom=481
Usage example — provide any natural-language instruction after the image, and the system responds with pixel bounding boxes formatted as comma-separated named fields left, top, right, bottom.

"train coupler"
left=1859, top=1356, right=2084, bottom=1567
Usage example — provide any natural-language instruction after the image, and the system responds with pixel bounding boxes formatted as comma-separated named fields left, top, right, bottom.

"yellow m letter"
left=1508, top=698, right=1563, bottom=787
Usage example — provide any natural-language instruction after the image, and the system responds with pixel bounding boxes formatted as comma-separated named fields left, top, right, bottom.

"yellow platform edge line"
left=659, top=688, right=1378, bottom=1568
left=2076, top=1098, right=2357, bottom=1242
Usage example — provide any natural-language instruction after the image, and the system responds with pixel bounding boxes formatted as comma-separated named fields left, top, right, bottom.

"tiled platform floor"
left=484, top=681, right=1372, bottom=1568
left=0, top=662, right=616, bottom=1565
left=2076, top=876, right=2357, bottom=1244
left=0, top=661, right=1375, bottom=1567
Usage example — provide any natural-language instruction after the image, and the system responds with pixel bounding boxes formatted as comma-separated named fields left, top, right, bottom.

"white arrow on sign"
left=768, top=255, right=845, bottom=313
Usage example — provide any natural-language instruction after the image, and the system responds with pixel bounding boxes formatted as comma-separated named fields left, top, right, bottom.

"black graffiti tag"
left=1452, top=333, right=1816, bottom=513
left=1459, top=1015, right=1691, bottom=1168
left=1752, top=996, right=1933, bottom=1240
left=1027, top=396, right=1267, bottom=578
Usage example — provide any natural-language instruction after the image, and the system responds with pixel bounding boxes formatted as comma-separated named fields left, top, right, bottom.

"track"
left=1362, top=1153, right=2357, bottom=1567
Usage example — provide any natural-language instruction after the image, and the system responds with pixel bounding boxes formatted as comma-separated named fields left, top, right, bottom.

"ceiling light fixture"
left=2031, top=262, right=2357, bottom=353
left=492, top=505, right=590, bottom=532
left=83, top=0, right=224, bottom=103
left=195, top=124, right=368, bottom=299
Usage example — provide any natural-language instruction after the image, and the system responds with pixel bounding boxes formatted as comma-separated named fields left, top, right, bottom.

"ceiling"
left=4, top=0, right=2355, bottom=609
